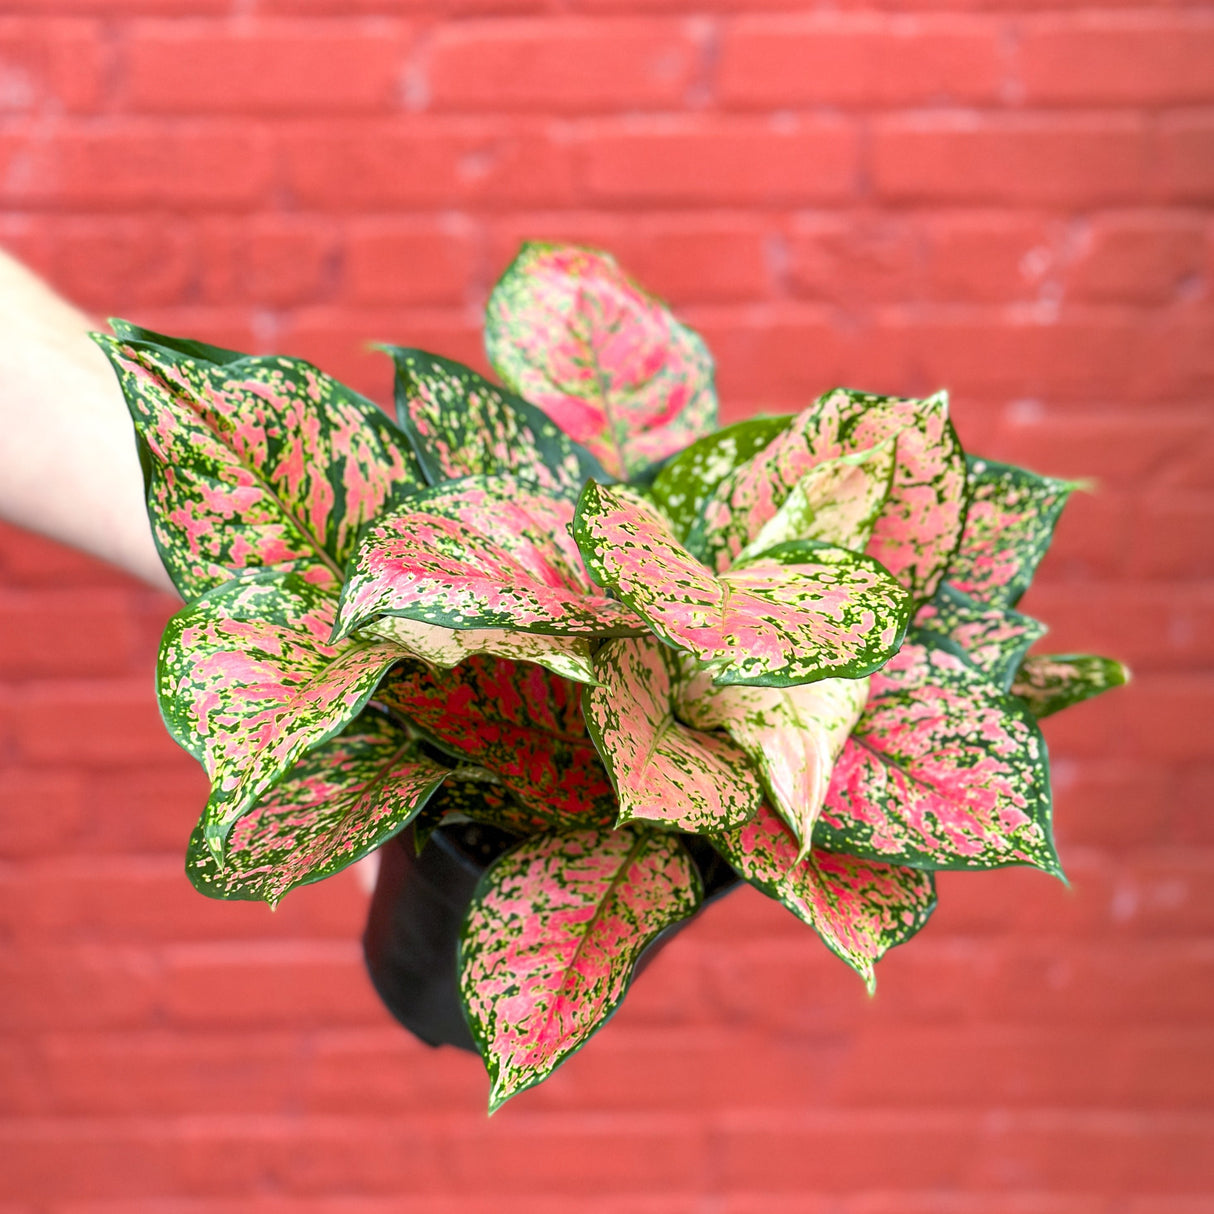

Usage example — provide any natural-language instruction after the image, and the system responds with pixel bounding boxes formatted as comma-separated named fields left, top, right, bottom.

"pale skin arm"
left=0, top=248, right=175, bottom=593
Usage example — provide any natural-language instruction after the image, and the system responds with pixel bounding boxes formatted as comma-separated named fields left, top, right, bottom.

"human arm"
left=0, top=247, right=174, bottom=592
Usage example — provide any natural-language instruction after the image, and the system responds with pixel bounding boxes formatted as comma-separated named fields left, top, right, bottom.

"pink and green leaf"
left=335, top=475, right=642, bottom=640
left=574, top=482, right=911, bottom=686
left=379, top=657, right=618, bottom=827
left=816, top=639, right=1060, bottom=875
left=584, top=638, right=762, bottom=834
left=484, top=242, right=717, bottom=480
left=459, top=826, right=702, bottom=1111
left=914, top=583, right=1049, bottom=692
left=695, top=389, right=966, bottom=601
left=385, top=346, right=607, bottom=496
left=734, top=439, right=897, bottom=563
left=713, top=803, right=936, bottom=991
left=947, top=456, right=1078, bottom=608
left=94, top=322, right=423, bottom=601
left=158, top=571, right=407, bottom=857
left=185, top=713, right=447, bottom=906
left=677, top=668, right=868, bottom=859
left=1012, top=653, right=1130, bottom=719
left=415, top=777, right=566, bottom=850
left=650, top=415, right=792, bottom=544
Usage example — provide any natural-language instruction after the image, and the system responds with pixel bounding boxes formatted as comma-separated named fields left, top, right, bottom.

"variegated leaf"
left=368, top=614, right=598, bottom=687
left=735, top=439, right=897, bottom=564
left=1012, top=653, right=1130, bottom=719
left=158, top=571, right=407, bottom=857
left=416, top=776, right=560, bottom=847
left=817, top=639, right=1060, bottom=874
left=696, top=389, right=966, bottom=601
left=460, top=826, right=702, bottom=1111
left=713, top=803, right=936, bottom=992
left=677, top=667, right=868, bottom=859
left=94, top=322, right=423, bottom=600
left=484, top=242, right=717, bottom=479
left=185, top=714, right=447, bottom=905
left=914, top=583, right=1048, bottom=692
left=335, top=476, right=641, bottom=641
left=574, top=482, right=911, bottom=686
left=585, top=638, right=762, bottom=833
left=948, top=456, right=1078, bottom=608
left=379, top=657, right=618, bottom=826
left=385, top=346, right=607, bottom=496
left=650, top=415, right=792, bottom=544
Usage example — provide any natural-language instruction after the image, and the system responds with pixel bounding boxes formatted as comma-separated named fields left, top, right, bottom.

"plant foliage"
left=99, top=242, right=1127, bottom=1112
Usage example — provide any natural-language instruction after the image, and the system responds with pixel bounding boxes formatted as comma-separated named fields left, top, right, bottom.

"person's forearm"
left=0, top=249, right=174, bottom=593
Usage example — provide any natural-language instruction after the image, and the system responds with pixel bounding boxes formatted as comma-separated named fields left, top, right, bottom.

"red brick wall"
left=1, top=4, right=1212, bottom=1210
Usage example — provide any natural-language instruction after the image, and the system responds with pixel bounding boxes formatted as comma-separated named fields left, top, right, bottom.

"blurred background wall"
left=1, top=1, right=1212, bottom=1210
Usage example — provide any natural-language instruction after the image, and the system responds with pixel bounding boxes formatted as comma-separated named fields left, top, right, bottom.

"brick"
left=922, top=212, right=1061, bottom=302
left=282, top=120, right=576, bottom=209
left=1048, top=759, right=1183, bottom=849
left=1125, top=493, right=1214, bottom=578
left=344, top=216, right=477, bottom=305
left=81, top=762, right=208, bottom=853
left=0, top=19, right=109, bottom=112
left=719, top=14, right=1003, bottom=107
left=196, top=215, right=336, bottom=307
left=126, top=20, right=410, bottom=113
left=1157, top=115, right=1214, bottom=203
left=581, top=117, right=857, bottom=204
left=782, top=215, right=918, bottom=305
left=873, top=115, right=1149, bottom=206
left=0, top=524, right=137, bottom=590
left=0, top=124, right=273, bottom=208
left=0, top=770, right=83, bottom=856
left=1019, top=14, right=1214, bottom=106
left=428, top=19, right=699, bottom=111
left=1066, top=213, right=1206, bottom=305
left=0, top=590, right=135, bottom=678
left=0, top=945, right=158, bottom=1030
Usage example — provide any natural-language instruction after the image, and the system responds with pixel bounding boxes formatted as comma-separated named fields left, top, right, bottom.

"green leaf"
left=185, top=713, right=447, bottom=905
left=914, top=583, right=1048, bottom=692
left=385, top=346, right=607, bottom=496
left=93, top=324, right=424, bottom=601
left=484, top=242, right=717, bottom=480
left=459, top=826, right=702, bottom=1111
left=158, top=570, right=406, bottom=857
left=816, top=638, right=1060, bottom=875
left=574, top=482, right=911, bottom=686
left=947, top=455, right=1078, bottom=608
left=584, top=637, right=762, bottom=834
left=677, top=666, right=868, bottom=860
left=734, top=439, right=898, bottom=563
left=650, top=415, right=791, bottom=544
left=712, top=803, right=936, bottom=992
left=414, top=777, right=551, bottom=848
left=1012, top=653, right=1130, bottom=719
left=379, top=656, right=618, bottom=827
left=335, top=475, right=641, bottom=640
left=695, top=389, right=966, bottom=602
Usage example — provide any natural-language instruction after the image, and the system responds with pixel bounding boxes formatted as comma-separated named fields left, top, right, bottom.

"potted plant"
left=96, top=243, right=1128, bottom=1112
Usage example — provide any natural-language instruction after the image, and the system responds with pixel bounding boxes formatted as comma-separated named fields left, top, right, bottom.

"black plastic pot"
left=363, top=822, right=741, bottom=1051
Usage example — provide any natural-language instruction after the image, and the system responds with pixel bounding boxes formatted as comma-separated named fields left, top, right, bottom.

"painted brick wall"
left=1, top=3, right=1212, bottom=1210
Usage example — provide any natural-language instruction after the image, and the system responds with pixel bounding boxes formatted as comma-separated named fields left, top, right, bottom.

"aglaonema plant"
left=96, top=241, right=1128, bottom=1112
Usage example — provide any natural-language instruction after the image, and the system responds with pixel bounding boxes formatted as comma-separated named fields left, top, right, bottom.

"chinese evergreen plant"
left=96, top=243, right=1128, bottom=1112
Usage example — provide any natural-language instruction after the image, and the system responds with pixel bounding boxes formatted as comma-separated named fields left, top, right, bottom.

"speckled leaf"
left=817, top=639, right=1059, bottom=874
left=585, top=638, right=762, bottom=833
left=1012, top=653, right=1130, bottom=719
left=368, top=614, right=598, bottom=687
left=158, top=571, right=407, bottom=857
left=696, top=389, right=966, bottom=601
left=484, top=243, right=717, bottom=479
left=379, top=657, right=617, bottom=827
left=713, top=803, right=936, bottom=991
left=335, top=476, right=641, bottom=641
left=735, top=439, right=897, bottom=564
left=385, top=346, right=607, bottom=496
left=460, top=826, right=701, bottom=1110
left=574, top=482, right=911, bottom=686
left=94, top=322, right=423, bottom=600
left=948, top=456, right=1078, bottom=608
left=678, top=667, right=868, bottom=859
left=185, top=714, right=447, bottom=905
left=650, top=415, right=791, bottom=544
left=915, top=584, right=1049, bottom=692
left=416, top=778, right=558, bottom=848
